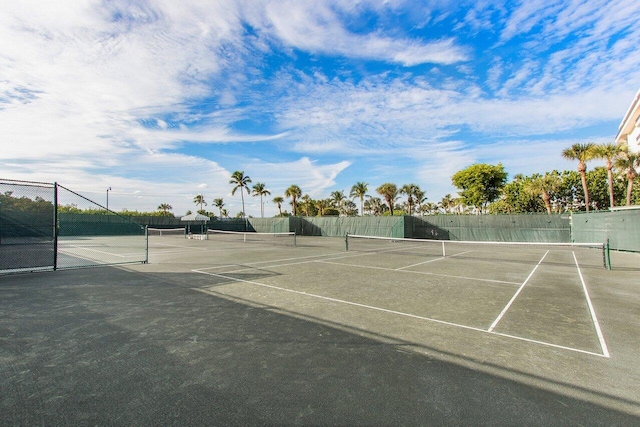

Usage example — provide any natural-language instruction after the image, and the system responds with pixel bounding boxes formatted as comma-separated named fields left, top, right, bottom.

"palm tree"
left=365, top=197, right=384, bottom=216
left=400, top=183, right=421, bottom=216
left=157, top=203, right=173, bottom=216
left=615, top=150, right=640, bottom=206
left=193, top=194, right=207, bottom=212
left=376, top=183, right=399, bottom=215
left=315, top=199, right=331, bottom=216
left=592, top=143, right=623, bottom=209
left=562, top=143, right=596, bottom=211
left=349, top=182, right=368, bottom=216
left=284, top=185, right=302, bottom=216
left=251, top=182, right=271, bottom=218
left=525, top=173, right=562, bottom=214
left=439, top=194, right=454, bottom=214
left=330, top=190, right=346, bottom=209
left=229, top=171, right=252, bottom=218
left=420, top=202, right=438, bottom=215
left=213, top=198, right=225, bottom=218
left=272, top=196, right=284, bottom=216
left=299, top=194, right=313, bottom=216
left=220, top=208, right=229, bottom=218
left=330, top=191, right=344, bottom=208
left=413, top=188, right=427, bottom=216
left=339, top=199, right=358, bottom=216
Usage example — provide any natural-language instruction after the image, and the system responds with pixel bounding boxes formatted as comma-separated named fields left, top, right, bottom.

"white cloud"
left=245, top=0, right=469, bottom=66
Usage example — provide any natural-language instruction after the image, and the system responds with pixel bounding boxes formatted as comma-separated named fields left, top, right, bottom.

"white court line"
left=219, top=258, right=520, bottom=286
left=573, top=252, right=610, bottom=358
left=488, top=251, right=549, bottom=332
left=396, top=250, right=474, bottom=271
left=192, top=269, right=608, bottom=358
left=317, top=259, right=520, bottom=286
left=61, top=246, right=126, bottom=258
left=152, top=243, right=203, bottom=249
left=195, top=251, right=363, bottom=271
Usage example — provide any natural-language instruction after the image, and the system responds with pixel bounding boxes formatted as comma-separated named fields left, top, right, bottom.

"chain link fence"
left=0, top=179, right=147, bottom=274
left=0, top=179, right=56, bottom=273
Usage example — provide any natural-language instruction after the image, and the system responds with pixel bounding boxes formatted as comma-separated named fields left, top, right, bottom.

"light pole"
left=106, top=187, right=111, bottom=213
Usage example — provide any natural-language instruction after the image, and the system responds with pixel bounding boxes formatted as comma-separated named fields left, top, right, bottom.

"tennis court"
left=2, top=232, right=640, bottom=424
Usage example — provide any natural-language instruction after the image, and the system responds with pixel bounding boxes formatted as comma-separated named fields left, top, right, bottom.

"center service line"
left=488, top=250, right=549, bottom=332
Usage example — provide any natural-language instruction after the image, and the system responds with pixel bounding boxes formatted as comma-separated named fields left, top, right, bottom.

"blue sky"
left=2, top=0, right=639, bottom=217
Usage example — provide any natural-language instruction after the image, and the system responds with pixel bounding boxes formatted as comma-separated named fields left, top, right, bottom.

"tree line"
left=182, top=142, right=637, bottom=218
left=127, top=141, right=640, bottom=218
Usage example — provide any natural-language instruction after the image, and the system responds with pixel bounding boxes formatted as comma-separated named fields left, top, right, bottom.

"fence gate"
left=0, top=179, right=148, bottom=274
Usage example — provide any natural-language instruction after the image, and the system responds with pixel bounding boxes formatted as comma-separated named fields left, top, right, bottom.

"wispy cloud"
left=247, top=1, right=469, bottom=66
left=1, top=0, right=639, bottom=216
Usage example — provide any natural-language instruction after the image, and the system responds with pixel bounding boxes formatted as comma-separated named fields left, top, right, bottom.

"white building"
left=615, top=89, right=640, bottom=153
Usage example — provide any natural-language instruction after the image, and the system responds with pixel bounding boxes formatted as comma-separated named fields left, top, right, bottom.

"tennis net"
left=207, top=229, right=297, bottom=246
left=345, top=234, right=609, bottom=269
left=147, top=227, right=187, bottom=238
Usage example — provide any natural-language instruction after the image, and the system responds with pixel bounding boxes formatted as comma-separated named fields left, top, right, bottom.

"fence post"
left=53, top=182, right=58, bottom=271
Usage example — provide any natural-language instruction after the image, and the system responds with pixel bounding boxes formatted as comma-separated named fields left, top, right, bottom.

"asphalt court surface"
left=189, top=238, right=608, bottom=356
left=2, top=234, right=640, bottom=425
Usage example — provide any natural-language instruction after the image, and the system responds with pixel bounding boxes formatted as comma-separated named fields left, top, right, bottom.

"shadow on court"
left=1, top=266, right=639, bottom=426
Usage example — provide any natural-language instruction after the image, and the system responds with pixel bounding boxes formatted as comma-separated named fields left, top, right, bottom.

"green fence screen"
left=407, top=214, right=571, bottom=242
left=571, top=209, right=640, bottom=252
left=287, top=216, right=405, bottom=237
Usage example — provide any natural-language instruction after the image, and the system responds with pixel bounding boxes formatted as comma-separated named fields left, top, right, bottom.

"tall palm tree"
left=376, top=183, right=399, bottom=215
left=524, top=172, right=561, bottom=214
left=284, top=185, right=302, bottom=216
left=157, top=203, right=172, bottom=216
left=229, top=171, right=252, bottom=218
left=272, top=196, right=284, bottom=216
left=615, top=150, right=640, bottom=206
left=193, top=194, right=207, bottom=212
left=413, top=188, right=427, bottom=216
left=349, top=181, right=368, bottom=216
left=593, top=143, right=623, bottom=209
left=251, top=182, right=271, bottom=218
left=562, top=143, right=596, bottom=211
left=213, top=198, right=225, bottom=218
left=400, top=183, right=421, bottom=216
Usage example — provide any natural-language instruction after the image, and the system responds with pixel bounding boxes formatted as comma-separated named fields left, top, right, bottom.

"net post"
left=605, top=239, right=611, bottom=270
left=144, top=225, right=149, bottom=264
left=293, top=231, right=297, bottom=247
left=345, top=233, right=349, bottom=251
left=442, top=241, right=446, bottom=257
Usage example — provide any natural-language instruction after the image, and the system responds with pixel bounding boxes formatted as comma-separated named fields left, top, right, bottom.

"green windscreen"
left=572, top=209, right=640, bottom=252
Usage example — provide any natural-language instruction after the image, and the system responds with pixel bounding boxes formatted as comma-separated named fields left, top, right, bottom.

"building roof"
left=615, top=88, right=640, bottom=144
left=180, top=212, right=210, bottom=222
